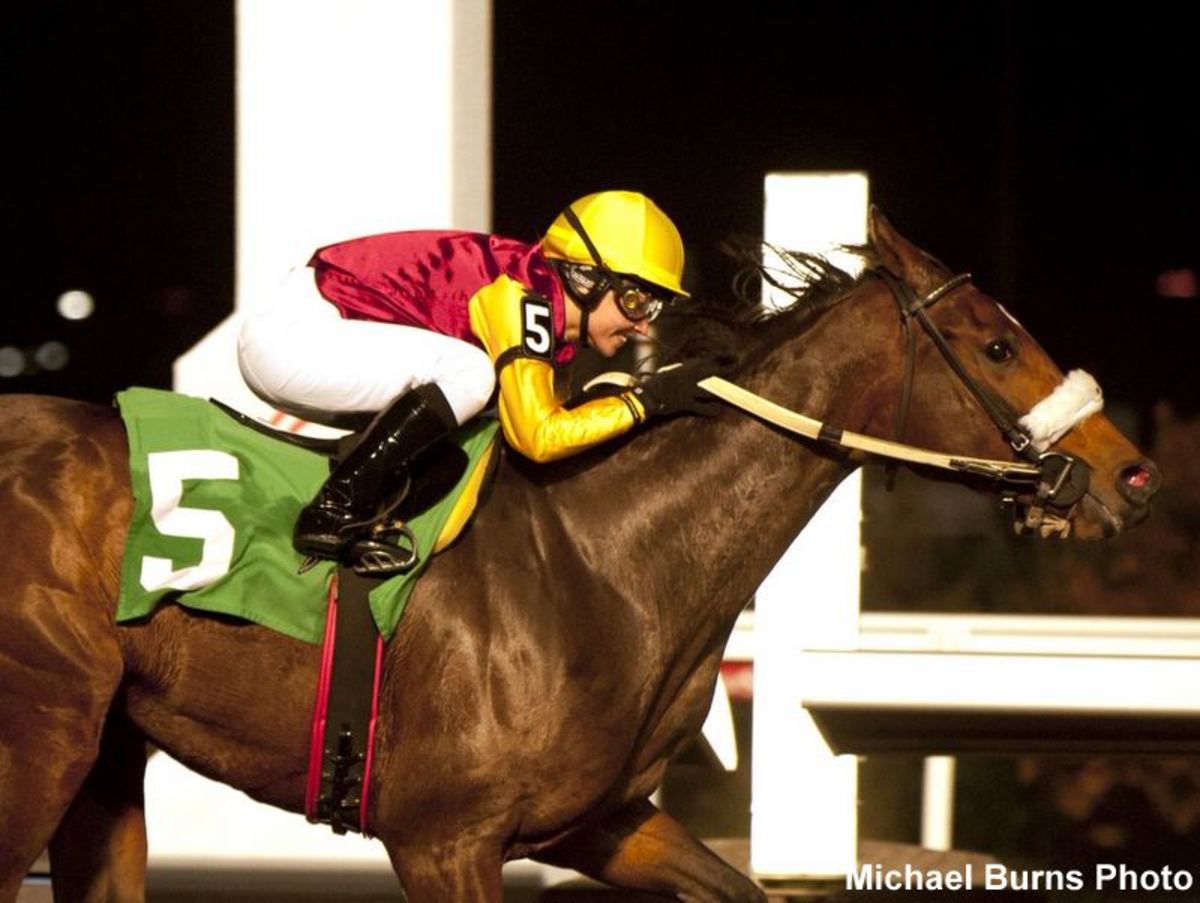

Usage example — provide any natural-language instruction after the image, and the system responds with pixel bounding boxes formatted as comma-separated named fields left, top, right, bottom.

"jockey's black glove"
left=634, top=356, right=731, bottom=418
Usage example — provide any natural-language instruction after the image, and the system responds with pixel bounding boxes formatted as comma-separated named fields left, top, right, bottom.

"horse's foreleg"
left=382, top=837, right=503, bottom=903
left=535, top=799, right=765, bottom=903
left=48, top=711, right=148, bottom=903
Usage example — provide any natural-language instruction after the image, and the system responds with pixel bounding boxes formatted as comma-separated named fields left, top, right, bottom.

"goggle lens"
left=617, top=284, right=666, bottom=323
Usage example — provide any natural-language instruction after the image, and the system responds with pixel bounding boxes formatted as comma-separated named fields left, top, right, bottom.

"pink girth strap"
left=305, top=579, right=340, bottom=821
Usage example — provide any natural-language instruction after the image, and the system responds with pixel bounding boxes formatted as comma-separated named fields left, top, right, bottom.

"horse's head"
left=857, top=207, right=1158, bottom=539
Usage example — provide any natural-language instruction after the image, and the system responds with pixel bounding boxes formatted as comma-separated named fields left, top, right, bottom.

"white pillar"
left=173, top=0, right=491, bottom=416
left=751, top=172, right=869, bottom=881
left=921, top=756, right=956, bottom=851
left=150, top=0, right=491, bottom=868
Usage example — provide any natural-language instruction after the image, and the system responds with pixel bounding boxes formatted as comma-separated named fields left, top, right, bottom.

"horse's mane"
left=648, top=242, right=880, bottom=373
left=521, top=242, right=883, bottom=485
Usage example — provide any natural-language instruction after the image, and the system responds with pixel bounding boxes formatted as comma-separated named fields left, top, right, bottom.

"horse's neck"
left=561, top=285, right=898, bottom=645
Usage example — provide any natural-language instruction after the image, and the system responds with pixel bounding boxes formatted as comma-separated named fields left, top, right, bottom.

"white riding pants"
left=238, top=267, right=495, bottom=426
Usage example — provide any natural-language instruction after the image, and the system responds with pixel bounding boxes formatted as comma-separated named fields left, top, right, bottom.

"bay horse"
left=0, top=211, right=1158, bottom=902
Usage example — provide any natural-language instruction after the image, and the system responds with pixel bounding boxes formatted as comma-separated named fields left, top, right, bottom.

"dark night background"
left=3, top=2, right=1196, bottom=420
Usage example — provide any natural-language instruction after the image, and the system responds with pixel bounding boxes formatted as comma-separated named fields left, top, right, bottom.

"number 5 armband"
left=467, top=277, right=644, bottom=463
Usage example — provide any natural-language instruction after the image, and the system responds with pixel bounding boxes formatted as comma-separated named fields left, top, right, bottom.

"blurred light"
left=35, top=341, right=70, bottom=371
left=57, top=289, right=95, bottom=320
left=0, top=346, right=26, bottom=378
left=1156, top=269, right=1198, bottom=299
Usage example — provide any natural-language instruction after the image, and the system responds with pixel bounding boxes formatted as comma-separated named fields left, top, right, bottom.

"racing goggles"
left=561, top=263, right=670, bottom=323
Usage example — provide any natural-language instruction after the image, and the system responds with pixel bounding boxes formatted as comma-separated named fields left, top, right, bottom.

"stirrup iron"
left=349, top=520, right=419, bottom=577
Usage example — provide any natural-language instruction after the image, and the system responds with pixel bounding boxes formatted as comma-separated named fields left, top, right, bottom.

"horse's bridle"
left=876, top=268, right=1093, bottom=530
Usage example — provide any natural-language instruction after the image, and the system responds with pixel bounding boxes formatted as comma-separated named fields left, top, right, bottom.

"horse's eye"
left=985, top=338, right=1015, bottom=362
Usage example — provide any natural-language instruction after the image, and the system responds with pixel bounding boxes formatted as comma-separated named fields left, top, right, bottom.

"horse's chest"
left=619, top=656, right=724, bottom=782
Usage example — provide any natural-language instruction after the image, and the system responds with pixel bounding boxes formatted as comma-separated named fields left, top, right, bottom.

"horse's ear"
left=867, top=206, right=946, bottom=293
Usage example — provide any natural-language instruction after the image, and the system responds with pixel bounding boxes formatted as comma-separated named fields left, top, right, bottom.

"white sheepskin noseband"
left=1018, top=370, right=1103, bottom=452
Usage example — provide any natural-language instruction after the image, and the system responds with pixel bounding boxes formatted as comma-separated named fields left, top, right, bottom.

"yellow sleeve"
left=468, top=275, right=645, bottom=463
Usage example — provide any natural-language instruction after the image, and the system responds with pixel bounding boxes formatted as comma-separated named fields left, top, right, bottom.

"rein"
left=694, top=376, right=1044, bottom=485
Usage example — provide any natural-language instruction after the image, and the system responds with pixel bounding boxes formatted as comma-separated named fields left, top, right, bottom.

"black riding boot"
left=294, top=384, right=458, bottom=560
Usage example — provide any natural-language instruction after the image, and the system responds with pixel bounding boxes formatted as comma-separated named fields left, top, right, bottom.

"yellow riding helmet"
left=542, top=190, right=690, bottom=298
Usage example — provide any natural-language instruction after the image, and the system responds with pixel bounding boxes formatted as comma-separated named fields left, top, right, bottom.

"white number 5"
left=139, top=450, right=239, bottom=592
left=522, top=297, right=553, bottom=359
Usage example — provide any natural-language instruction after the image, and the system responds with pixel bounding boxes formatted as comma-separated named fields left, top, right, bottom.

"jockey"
left=238, top=190, right=721, bottom=565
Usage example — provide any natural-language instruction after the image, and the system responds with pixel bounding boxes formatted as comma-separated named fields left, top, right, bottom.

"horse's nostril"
left=1116, top=460, right=1160, bottom=507
left=1122, top=464, right=1153, bottom=490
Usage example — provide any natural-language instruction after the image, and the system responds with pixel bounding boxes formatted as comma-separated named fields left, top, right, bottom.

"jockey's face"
left=587, top=290, right=650, bottom=357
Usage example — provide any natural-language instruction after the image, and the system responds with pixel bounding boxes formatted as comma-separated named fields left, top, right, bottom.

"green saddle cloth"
left=115, top=387, right=498, bottom=643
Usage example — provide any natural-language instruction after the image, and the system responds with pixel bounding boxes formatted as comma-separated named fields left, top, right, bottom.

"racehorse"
left=0, top=210, right=1158, bottom=902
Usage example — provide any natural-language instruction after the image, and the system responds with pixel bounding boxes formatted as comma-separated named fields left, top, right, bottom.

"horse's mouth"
left=1010, top=500, right=1074, bottom=538
left=1008, top=491, right=1137, bottom=540
left=1083, top=491, right=1151, bottom=538
left=1012, top=491, right=1149, bottom=541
